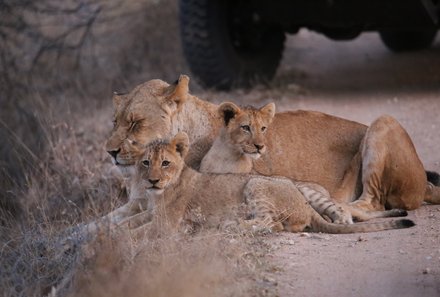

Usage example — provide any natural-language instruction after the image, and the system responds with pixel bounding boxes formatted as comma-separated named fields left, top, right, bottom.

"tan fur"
left=199, top=102, right=354, bottom=224
left=200, top=103, right=408, bottom=223
left=105, top=75, right=440, bottom=211
left=200, top=102, right=275, bottom=174
left=128, top=132, right=415, bottom=236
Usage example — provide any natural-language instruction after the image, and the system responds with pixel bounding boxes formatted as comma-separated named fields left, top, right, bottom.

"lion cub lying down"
left=130, top=132, right=414, bottom=234
left=199, top=101, right=407, bottom=224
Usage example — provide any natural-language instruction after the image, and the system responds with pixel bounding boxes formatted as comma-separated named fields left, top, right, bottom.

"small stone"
left=423, top=268, right=431, bottom=274
left=299, top=232, right=311, bottom=238
left=357, top=236, right=367, bottom=242
left=263, top=276, right=278, bottom=286
left=399, top=250, right=405, bottom=254
left=283, top=239, right=295, bottom=245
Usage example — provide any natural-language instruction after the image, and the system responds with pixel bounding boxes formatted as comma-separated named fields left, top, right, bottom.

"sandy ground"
left=232, top=30, right=440, bottom=297
left=194, top=29, right=440, bottom=296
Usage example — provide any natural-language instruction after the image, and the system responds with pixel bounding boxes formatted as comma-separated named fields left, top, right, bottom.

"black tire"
left=379, top=29, right=437, bottom=52
left=179, top=0, right=285, bottom=90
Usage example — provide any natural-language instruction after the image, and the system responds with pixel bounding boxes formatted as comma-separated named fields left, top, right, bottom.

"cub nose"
left=254, top=144, right=265, bottom=151
left=107, top=148, right=120, bottom=160
left=148, top=179, right=160, bottom=185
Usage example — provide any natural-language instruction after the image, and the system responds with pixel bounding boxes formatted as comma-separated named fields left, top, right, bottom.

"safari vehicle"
left=179, top=0, right=439, bottom=89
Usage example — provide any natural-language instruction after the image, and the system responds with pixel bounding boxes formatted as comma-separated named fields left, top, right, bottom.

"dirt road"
left=209, top=30, right=440, bottom=297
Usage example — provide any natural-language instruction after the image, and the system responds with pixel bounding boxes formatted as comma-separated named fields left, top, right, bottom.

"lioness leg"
left=351, top=115, right=426, bottom=211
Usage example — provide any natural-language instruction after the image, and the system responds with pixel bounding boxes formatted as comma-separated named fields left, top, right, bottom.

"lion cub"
left=131, top=132, right=414, bottom=234
left=199, top=102, right=408, bottom=223
left=200, top=102, right=354, bottom=224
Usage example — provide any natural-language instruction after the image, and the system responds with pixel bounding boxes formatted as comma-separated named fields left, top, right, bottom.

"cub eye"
left=162, top=160, right=170, bottom=167
left=241, top=125, right=251, bottom=132
left=112, top=119, right=117, bottom=128
left=142, top=160, right=150, bottom=167
left=261, top=126, right=267, bottom=132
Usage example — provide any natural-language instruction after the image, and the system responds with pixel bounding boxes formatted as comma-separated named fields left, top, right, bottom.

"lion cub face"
left=219, top=102, right=275, bottom=159
left=134, top=132, right=189, bottom=195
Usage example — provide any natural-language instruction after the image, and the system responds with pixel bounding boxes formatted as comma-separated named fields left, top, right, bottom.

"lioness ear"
left=260, top=102, right=276, bottom=123
left=171, top=132, right=189, bottom=158
left=112, top=92, right=127, bottom=109
left=163, top=75, right=190, bottom=112
left=218, top=102, right=241, bottom=126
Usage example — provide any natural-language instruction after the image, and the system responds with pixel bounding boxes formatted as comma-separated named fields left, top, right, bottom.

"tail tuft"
left=397, top=219, right=416, bottom=228
left=426, top=171, right=440, bottom=186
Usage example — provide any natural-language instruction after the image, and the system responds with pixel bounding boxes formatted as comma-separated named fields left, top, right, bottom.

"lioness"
left=200, top=101, right=408, bottom=223
left=129, top=132, right=414, bottom=235
left=106, top=75, right=440, bottom=211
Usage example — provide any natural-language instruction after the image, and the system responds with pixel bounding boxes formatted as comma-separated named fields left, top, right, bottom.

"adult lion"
left=106, top=75, right=440, bottom=211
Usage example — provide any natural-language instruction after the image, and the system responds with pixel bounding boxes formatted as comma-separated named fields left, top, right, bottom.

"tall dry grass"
left=67, top=230, right=268, bottom=297
left=0, top=1, right=273, bottom=296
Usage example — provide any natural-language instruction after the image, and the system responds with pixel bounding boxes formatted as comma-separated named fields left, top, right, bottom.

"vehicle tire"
left=179, top=0, right=285, bottom=89
left=379, top=29, right=437, bottom=52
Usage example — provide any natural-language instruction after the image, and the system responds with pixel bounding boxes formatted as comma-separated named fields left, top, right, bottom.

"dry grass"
left=0, top=95, right=273, bottom=296
left=67, top=231, right=267, bottom=297
left=0, top=107, right=275, bottom=296
left=0, top=1, right=274, bottom=296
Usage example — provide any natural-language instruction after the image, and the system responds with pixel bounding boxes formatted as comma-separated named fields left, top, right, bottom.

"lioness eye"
left=130, top=121, right=138, bottom=130
left=142, top=160, right=150, bottom=167
left=261, top=126, right=267, bottom=132
left=241, top=125, right=251, bottom=132
left=162, top=160, right=170, bottom=167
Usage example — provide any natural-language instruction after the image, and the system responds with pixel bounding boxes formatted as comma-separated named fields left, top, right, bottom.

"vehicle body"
left=180, top=0, right=439, bottom=89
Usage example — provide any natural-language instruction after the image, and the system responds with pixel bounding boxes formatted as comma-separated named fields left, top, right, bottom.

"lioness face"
left=134, top=132, right=189, bottom=195
left=219, top=102, right=276, bottom=159
left=105, top=76, right=190, bottom=176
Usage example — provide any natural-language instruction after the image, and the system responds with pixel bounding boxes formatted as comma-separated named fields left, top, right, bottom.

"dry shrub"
left=0, top=108, right=120, bottom=297
left=0, top=0, right=189, bottom=211
left=0, top=224, right=81, bottom=297
left=0, top=110, right=275, bottom=297
left=1, top=223, right=271, bottom=297
left=0, top=2, right=272, bottom=297
left=0, top=0, right=187, bottom=95
left=68, top=231, right=262, bottom=297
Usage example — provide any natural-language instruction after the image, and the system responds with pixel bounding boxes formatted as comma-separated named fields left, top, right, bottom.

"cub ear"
left=163, top=74, right=190, bottom=113
left=218, top=102, right=241, bottom=126
left=260, top=102, right=276, bottom=123
left=171, top=132, right=189, bottom=158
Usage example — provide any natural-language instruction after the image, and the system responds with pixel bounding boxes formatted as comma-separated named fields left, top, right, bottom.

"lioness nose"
left=255, top=144, right=264, bottom=151
left=107, top=149, right=120, bottom=159
left=148, top=179, right=160, bottom=185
